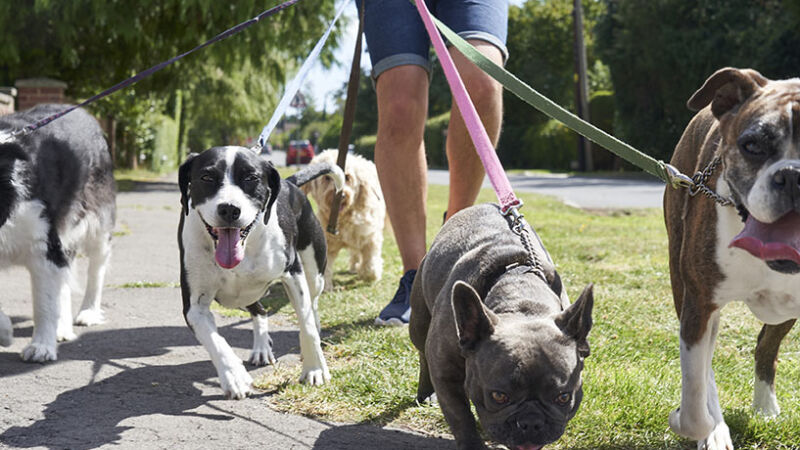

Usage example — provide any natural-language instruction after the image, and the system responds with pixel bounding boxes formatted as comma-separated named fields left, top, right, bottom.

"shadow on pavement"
left=313, top=424, right=455, bottom=449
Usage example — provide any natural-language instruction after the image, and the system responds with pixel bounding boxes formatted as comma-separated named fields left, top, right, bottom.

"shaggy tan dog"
left=301, top=150, right=385, bottom=290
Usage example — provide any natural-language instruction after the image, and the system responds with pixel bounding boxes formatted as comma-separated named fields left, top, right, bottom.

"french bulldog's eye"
left=555, top=392, right=572, bottom=405
left=490, top=391, right=509, bottom=405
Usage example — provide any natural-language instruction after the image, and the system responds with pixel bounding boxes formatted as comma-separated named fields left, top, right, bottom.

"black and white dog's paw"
left=299, top=360, right=330, bottom=386
left=219, top=363, right=254, bottom=400
left=56, top=325, right=77, bottom=342
left=248, top=341, right=277, bottom=366
left=74, top=308, right=106, bottom=327
left=697, top=422, right=733, bottom=450
left=21, top=342, right=57, bottom=362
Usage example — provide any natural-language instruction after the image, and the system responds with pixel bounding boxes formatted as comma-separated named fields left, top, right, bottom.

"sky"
left=304, top=0, right=526, bottom=112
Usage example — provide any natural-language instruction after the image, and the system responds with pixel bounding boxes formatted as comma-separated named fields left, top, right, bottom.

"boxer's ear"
left=556, top=283, right=594, bottom=358
left=452, top=281, right=498, bottom=352
left=178, top=153, right=199, bottom=216
left=687, top=67, right=768, bottom=118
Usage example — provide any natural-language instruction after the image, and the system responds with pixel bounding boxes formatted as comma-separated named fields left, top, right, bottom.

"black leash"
left=326, top=0, right=364, bottom=235
left=10, top=0, right=304, bottom=139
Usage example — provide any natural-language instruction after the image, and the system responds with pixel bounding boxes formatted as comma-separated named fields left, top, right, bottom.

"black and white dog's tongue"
left=730, top=212, right=800, bottom=264
left=215, top=228, right=244, bottom=269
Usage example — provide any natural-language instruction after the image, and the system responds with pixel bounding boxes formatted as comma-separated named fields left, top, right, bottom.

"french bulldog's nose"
left=516, top=416, right=544, bottom=433
left=771, top=167, right=800, bottom=199
left=217, top=203, right=241, bottom=223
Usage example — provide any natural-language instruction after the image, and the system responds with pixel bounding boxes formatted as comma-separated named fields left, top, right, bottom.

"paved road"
left=0, top=181, right=455, bottom=450
left=428, top=170, right=665, bottom=209
left=268, top=151, right=664, bottom=210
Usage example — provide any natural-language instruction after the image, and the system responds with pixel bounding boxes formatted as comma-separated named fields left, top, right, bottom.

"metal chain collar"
left=665, top=156, right=734, bottom=207
left=504, top=207, right=547, bottom=282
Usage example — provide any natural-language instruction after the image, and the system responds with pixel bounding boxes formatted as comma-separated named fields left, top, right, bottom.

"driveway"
left=0, top=181, right=454, bottom=450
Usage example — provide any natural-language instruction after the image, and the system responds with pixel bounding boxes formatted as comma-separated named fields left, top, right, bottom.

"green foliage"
left=150, top=114, right=179, bottom=173
left=595, top=0, right=800, bottom=162
left=500, top=0, right=609, bottom=171
left=0, top=0, right=342, bottom=168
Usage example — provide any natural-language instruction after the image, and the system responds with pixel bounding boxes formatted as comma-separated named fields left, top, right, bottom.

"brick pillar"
left=14, top=78, right=67, bottom=111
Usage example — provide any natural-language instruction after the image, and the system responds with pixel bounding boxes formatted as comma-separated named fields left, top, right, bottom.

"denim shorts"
left=355, top=0, right=509, bottom=81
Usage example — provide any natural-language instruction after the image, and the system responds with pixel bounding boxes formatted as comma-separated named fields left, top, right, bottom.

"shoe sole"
left=374, top=317, right=407, bottom=326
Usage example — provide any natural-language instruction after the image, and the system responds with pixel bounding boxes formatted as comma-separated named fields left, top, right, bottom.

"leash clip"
left=503, top=204, right=525, bottom=235
left=665, top=164, right=694, bottom=190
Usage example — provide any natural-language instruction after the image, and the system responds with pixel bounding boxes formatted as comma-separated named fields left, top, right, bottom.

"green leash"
left=435, top=18, right=696, bottom=189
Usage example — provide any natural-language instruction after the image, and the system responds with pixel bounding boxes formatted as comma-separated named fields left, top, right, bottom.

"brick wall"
left=15, top=78, right=67, bottom=111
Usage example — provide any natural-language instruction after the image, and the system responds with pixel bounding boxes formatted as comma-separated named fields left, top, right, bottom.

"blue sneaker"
left=375, top=269, right=417, bottom=326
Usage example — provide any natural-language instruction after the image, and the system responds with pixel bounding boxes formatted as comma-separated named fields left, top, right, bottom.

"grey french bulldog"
left=409, top=203, right=594, bottom=450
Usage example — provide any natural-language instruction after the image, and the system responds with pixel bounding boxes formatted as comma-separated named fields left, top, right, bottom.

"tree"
left=595, top=0, right=799, bottom=161
left=0, top=0, right=344, bottom=168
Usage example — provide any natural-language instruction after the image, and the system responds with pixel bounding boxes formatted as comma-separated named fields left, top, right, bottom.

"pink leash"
left=414, top=0, right=521, bottom=214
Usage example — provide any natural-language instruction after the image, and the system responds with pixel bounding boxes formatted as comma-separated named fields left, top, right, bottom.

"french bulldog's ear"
left=451, top=281, right=498, bottom=352
left=178, top=153, right=199, bottom=216
left=556, top=283, right=594, bottom=358
left=687, top=67, right=768, bottom=117
left=262, top=160, right=281, bottom=223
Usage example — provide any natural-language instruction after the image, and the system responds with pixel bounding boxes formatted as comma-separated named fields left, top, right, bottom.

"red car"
left=286, top=139, right=315, bottom=165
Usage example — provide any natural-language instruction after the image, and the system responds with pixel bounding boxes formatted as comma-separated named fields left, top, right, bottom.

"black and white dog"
left=0, top=104, right=116, bottom=361
left=178, top=146, right=343, bottom=399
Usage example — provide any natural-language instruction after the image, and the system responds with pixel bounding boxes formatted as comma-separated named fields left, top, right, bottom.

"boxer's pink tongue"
left=215, top=228, right=244, bottom=269
left=730, top=211, right=800, bottom=264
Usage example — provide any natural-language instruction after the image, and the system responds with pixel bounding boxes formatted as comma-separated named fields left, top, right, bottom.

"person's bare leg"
left=374, top=65, right=430, bottom=272
left=444, top=40, right=504, bottom=221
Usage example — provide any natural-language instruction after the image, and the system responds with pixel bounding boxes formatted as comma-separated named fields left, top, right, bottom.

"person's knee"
left=462, top=68, right=502, bottom=109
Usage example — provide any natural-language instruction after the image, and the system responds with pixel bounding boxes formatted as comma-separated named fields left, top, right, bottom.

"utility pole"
left=573, top=0, right=593, bottom=171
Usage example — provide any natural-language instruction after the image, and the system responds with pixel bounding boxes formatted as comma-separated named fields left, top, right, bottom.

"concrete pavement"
left=0, top=181, right=455, bottom=450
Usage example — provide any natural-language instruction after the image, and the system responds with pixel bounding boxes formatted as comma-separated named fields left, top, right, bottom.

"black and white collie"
left=0, top=104, right=116, bottom=361
left=178, top=146, right=343, bottom=399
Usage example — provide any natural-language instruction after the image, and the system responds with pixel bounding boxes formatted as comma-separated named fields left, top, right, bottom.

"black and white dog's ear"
left=452, top=280, right=498, bottom=352
left=0, top=142, right=30, bottom=164
left=178, top=153, right=199, bottom=216
left=262, top=159, right=281, bottom=223
left=556, top=283, right=594, bottom=358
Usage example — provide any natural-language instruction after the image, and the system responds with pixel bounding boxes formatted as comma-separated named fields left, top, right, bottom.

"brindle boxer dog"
left=664, top=67, right=800, bottom=450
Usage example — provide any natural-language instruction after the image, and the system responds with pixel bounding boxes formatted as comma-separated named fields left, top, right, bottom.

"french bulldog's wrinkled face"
left=688, top=69, right=800, bottom=274
left=468, top=322, right=584, bottom=448
left=453, top=282, right=593, bottom=449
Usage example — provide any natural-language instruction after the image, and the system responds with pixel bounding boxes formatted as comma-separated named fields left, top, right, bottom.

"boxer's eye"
left=555, top=392, right=572, bottom=405
left=490, top=391, right=509, bottom=404
left=740, top=140, right=765, bottom=156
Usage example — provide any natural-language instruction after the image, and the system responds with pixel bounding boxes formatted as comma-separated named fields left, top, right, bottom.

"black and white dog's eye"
left=555, top=392, right=572, bottom=405
left=200, top=174, right=215, bottom=183
left=244, top=174, right=259, bottom=183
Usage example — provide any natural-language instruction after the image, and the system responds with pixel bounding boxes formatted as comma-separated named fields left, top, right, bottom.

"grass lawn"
left=230, top=179, right=800, bottom=448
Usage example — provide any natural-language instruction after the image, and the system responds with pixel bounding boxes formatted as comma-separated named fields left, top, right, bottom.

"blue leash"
left=255, top=0, right=351, bottom=150
left=10, top=0, right=304, bottom=139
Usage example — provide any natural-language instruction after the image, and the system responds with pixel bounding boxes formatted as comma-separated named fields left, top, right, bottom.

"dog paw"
left=56, top=326, right=77, bottom=342
left=21, top=342, right=57, bottom=362
left=248, top=347, right=276, bottom=366
left=74, top=308, right=106, bottom=327
left=299, top=365, right=331, bottom=386
left=753, top=379, right=781, bottom=417
left=669, top=407, right=715, bottom=441
left=219, top=364, right=253, bottom=400
left=697, top=422, right=733, bottom=450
